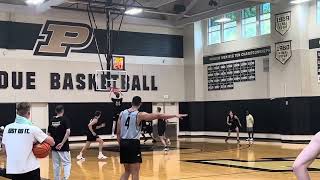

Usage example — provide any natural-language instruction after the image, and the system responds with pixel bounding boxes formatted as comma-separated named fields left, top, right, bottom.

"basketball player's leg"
left=148, top=132, right=156, bottom=143
left=112, top=121, right=117, bottom=137
left=120, top=164, right=131, bottom=180
left=77, top=141, right=91, bottom=160
left=97, top=137, right=107, bottom=159
left=225, top=129, right=231, bottom=142
left=293, top=132, right=320, bottom=180
left=235, top=127, right=240, bottom=142
left=130, top=163, right=140, bottom=180
left=58, top=151, right=71, bottom=180
left=141, top=131, right=147, bottom=143
left=52, top=151, right=62, bottom=180
left=112, top=114, right=119, bottom=137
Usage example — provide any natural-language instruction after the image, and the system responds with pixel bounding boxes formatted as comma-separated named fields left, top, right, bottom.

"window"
left=260, top=3, right=271, bottom=35
left=223, top=12, right=237, bottom=42
left=317, top=0, right=320, bottom=24
left=242, top=6, right=257, bottom=38
left=208, top=17, right=221, bottom=45
left=207, top=3, right=271, bottom=45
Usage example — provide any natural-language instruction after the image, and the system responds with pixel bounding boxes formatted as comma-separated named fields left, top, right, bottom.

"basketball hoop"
left=95, top=70, right=128, bottom=92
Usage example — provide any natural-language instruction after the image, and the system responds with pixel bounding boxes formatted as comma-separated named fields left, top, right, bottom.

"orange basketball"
left=32, top=142, right=51, bottom=158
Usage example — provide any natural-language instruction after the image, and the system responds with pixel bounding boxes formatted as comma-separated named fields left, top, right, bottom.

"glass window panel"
left=260, top=20, right=271, bottom=35
left=224, top=27, right=237, bottom=42
left=209, top=25, right=221, bottom=32
left=261, top=3, right=271, bottom=14
left=317, top=0, right=320, bottom=24
left=242, top=16, right=257, bottom=24
left=243, top=6, right=257, bottom=19
left=260, top=13, right=270, bottom=21
left=224, top=21, right=236, bottom=29
left=243, top=23, right=257, bottom=38
left=208, top=31, right=221, bottom=44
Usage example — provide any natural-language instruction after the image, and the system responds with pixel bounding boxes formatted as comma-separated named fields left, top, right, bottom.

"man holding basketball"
left=2, top=102, right=55, bottom=180
left=117, top=96, right=187, bottom=180
left=48, top=105, right=71, bottom=180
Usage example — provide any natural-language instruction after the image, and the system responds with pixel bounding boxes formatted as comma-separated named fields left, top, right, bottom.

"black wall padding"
left=48, top=102, right=152, bottom=136
left=0, top=21, right=183, bottom=58
left=179, top=97, right=320, bottom=135
left=0, top=104, right=16, bottom=127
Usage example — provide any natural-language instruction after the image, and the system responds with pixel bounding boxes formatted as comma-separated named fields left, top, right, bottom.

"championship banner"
left=207, top=60, right=255, bottom=91
left=275, top=40, right=292, bottom=64
left=275, top=11, right=291, bottom=36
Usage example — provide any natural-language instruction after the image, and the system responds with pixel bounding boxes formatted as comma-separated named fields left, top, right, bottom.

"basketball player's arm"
left=56, top=129, right=70, bottom=150
left=88, top=119, right=98, bottom=136
left=33, top=126, right=55, bottom=146
left=138, top=112, right=187, bottom=124
left=116, top=114, right=122, bottom=144
left=226, top=116, right=231, bottom=126
left=235, top=116, right=242, bottom=127
left=96, top=123, right=106, bottom=129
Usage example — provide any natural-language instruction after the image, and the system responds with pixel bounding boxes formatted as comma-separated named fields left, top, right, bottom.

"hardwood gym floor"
left=0, top=138, right=319, bottom=179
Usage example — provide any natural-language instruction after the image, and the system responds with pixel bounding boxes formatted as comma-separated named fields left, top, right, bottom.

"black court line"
left=169, top=171, right=260, bottom=180
left=184, top=158, right=320, bottom=172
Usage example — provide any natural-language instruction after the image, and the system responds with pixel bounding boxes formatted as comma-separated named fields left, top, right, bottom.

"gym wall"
left=0, top=10, right=184, bottom=130
left=180, top=0, right=320, bottom=137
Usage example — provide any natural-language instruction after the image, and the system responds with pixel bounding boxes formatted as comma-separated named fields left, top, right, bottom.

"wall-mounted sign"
left=275, top=11, right=291, bottom=36
left=309, top=38, right=320, bottom=49
left=275, top=40, right=292, bottom=64
left=207, top=60, right=255, bottom=91
left=203, top=46, right=271, bottom=64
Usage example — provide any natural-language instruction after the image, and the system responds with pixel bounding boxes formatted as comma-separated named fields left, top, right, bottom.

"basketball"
left=32, top=142, right=51, bottom=158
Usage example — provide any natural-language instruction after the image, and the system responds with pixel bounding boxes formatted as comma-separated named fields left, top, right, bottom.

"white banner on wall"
left=275, top=40, right=292, bottom=64
left=275, top=11, right=291, bottom=36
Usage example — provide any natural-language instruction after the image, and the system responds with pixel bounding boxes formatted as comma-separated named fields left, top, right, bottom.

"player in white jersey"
left=116, top=96, right=187, bottom=180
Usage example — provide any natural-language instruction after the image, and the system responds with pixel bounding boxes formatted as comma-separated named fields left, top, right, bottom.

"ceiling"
left=0, top=0, right=277, bottom=26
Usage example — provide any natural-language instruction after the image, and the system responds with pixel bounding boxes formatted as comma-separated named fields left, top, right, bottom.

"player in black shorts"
left=116, top=96, right=187, bottom=180
left=157, top=107, right=171, bottom=151
left=111, top=90, right=123, bottom=138
left=225, top=110, right=242, bottom=143
left=76, top=111, right=107, bottom=160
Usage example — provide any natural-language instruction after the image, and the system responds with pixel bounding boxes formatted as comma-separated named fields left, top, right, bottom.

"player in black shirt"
left=76, top=111, right=107, bottom=160
left=48, top=105, right=71, bottom=180
left=157, top=107, right=171, bottom=151
left=111, top=90, right=123, bottom=137
left=225, top=110, right=242, bottom=143
left=141, top=121, right=156, bottom=143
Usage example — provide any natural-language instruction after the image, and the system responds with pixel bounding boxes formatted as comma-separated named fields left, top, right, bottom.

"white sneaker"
left=250, top=138, right=254, bottom=141
left=76, top=154, right=85, bottom=160
left=246, top=138, right=250, bottom=141
left=164, top=147, right=169, bottom=151
left=111, top=134, right=115, bottom=138
left=98, top=154, right=108, bottom=160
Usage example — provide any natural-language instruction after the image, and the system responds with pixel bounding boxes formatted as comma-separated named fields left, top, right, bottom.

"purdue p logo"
left=33, top=20, right=93, bottom=57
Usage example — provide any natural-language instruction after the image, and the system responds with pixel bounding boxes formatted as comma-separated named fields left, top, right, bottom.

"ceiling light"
left=215, top=17, right=231, bottom=23
left=25, top=0, right=45, bottom=5
left=290, top=0, right=311, bottom=4
left=125, top=8, right=143, bottom=15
